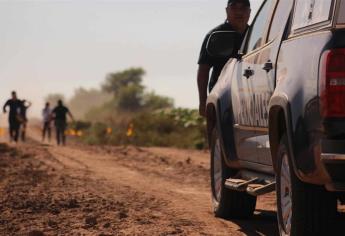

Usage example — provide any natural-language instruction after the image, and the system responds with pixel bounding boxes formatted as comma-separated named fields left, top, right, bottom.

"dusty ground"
left=0, top=128, right=282, bottom=236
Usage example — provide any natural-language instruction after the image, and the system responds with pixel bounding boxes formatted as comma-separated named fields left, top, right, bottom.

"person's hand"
left=199, top=102, right=206, bottom=117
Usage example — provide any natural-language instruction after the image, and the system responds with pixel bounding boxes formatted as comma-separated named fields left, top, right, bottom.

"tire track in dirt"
left=0, top=128, right=279, bottom=235
left=45, top=145, right=233, bottom=235
left=43, top=142, right=278, bottom=236
left=0, top=142, right=208, bottom=235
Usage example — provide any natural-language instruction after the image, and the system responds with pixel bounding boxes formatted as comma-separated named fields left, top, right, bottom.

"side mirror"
left=206, top=31, right=240, bottom=58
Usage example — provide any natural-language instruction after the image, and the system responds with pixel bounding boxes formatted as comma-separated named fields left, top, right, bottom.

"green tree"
left=117, top=84, right=144, bottom=111
left=142, top=92, right=174, bottom=110
left=102, top=67, right=145, bottom=111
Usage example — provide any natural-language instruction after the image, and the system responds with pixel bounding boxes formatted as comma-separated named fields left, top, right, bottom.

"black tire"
left=276, top=134, right=337, bottom=236
left=210, top=128, right=256, bottom=219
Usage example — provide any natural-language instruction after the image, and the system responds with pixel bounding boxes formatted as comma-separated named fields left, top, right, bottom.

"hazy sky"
left=0, top=0, right=261, bottom=120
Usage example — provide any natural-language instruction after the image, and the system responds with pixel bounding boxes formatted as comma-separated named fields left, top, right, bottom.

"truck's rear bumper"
left=296, top=139, right=345, bottom=191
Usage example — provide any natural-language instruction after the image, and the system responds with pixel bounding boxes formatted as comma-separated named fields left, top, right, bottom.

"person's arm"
left=27, top=101, right=32, bottom=108
left=51, top=108, right=56, bottom=120
left=197, top=64, right=211, bottom=117
left=3, top=100, right=9, bottom=113
left=67, top=109, right=75, bottom=122
left=197, top=32, right=213, bottom=117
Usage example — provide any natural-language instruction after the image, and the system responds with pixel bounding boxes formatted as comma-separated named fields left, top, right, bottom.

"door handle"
left=262, top=60, right=273, bottom=72
left=243, top=67, right=254, bottom=79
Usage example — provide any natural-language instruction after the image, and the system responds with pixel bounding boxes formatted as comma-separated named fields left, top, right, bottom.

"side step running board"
left=246, top=182, right=276, bottom=196
left=225, top=177, right=275, bottom=196
left=225, top=178, right=259, bottom=191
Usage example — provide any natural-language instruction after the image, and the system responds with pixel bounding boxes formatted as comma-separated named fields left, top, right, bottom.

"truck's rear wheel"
left=210, top=128, right=256, bottom=219
left=276, top=135, right=337, bottom=235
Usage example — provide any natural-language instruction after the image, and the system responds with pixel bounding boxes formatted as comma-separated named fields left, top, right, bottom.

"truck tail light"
left=320, top=48, right=345, bottom=118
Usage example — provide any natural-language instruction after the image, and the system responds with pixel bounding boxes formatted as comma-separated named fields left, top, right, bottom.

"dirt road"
left=0, top=134, right=279, bottom=235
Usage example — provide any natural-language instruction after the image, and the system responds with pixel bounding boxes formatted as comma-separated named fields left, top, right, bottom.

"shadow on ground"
left=230, top=208, right=345, bottom=236
left=231, top=209, right=278, bottom=236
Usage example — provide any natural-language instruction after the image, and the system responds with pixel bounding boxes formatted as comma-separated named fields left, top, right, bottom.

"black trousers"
left=9, top=118, right=20, bottom=142
left=55, top=120, right=67, bottom=145
left=42, top=121, right=51, bottom=141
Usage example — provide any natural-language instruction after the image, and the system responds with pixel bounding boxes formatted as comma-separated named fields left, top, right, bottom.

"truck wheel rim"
left=213, top=138, right=222, bottom=201
left=280, top=153, right=292, bottom=235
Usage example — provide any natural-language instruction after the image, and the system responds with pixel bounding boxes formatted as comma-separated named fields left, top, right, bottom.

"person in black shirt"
left=52, top=100, right=74, bottom=145
left=3, top=91, right=23, bottom=142
left=197, top=0, right=251, bottom=116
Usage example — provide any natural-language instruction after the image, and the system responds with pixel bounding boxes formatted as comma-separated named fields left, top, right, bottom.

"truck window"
left=268, top=0, right=294, bottom=41
left=292, top=0, right=333, bottom=31
left=246, top=0, right=276, bottom=53
left=338, top=0, right=345, bottom=24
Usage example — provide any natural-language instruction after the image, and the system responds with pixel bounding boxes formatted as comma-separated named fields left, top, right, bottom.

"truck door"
left=249, top=0, right=294, bottom=166
left=231, top=0, right=276, bottom=164
left=231, top=58, right=259, bottom=163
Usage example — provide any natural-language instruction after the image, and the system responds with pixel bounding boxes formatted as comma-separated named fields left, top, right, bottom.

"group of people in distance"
left=41, top=99, right=74, bottom=145
left=2, top=91, right=74, bottom=145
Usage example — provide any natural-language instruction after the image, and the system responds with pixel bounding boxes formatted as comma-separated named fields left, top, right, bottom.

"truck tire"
left=276, top=135, right=337, bottom=236
left=210, top=128, right=256, bottom=219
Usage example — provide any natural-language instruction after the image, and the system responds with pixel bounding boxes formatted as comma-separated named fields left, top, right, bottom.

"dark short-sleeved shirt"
left=20, top=101, right=29, bottom=119
left=198, top=22, right=247, bottom=91
left=21, top=106, right=28, bottom=118
left=3, top=99, right=23, bottom=120
left=52, top=105, right=69, bottom=123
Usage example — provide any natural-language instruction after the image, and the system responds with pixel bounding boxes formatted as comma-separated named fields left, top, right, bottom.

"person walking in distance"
left=42, top=102, right=52, bottom=142
left=2, top=91, right=23, bottom=143
left=197, top=0, right=251, bottom=116
left=52, top=100, right=74, bottom=145
left=19, top=99, right=32, bottom=142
